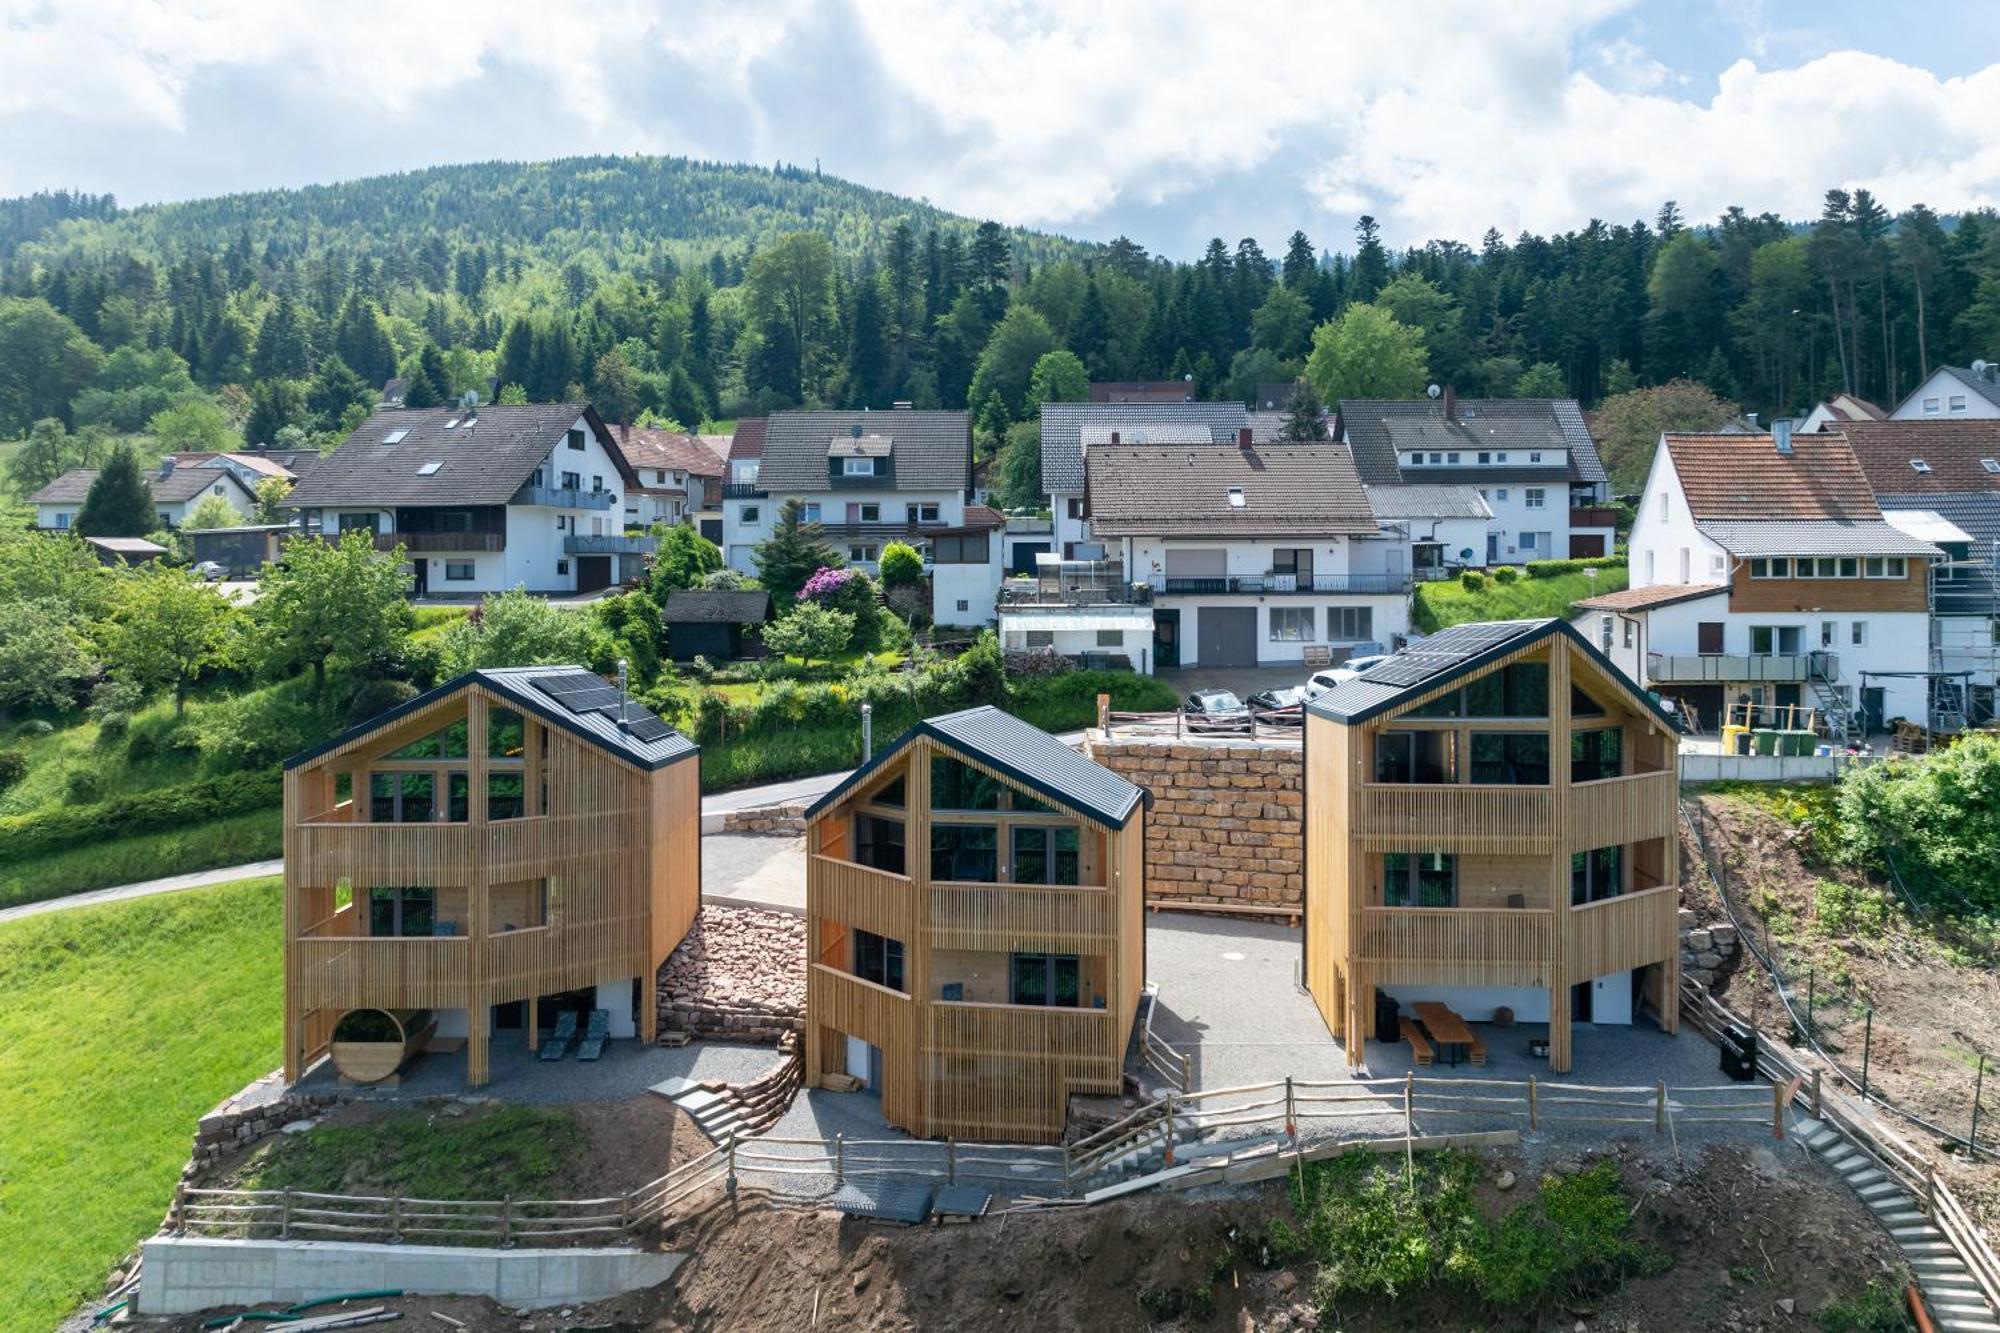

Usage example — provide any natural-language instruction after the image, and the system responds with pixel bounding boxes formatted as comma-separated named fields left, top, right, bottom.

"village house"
left=283, top=403, right=653, bottom=596
left=609, top=424, right=726, bottom=529
left=1614, top=427, right=1941, bottom=736
left=30, top=455, right=259, bottom=531
left=280, top=666, right=700, bottom=1088
left=801, top=705, right=1148, bottom=1143
left=1303, top=618, right=1682, bottom=1074
left=1336, top=392, right=1617, bottom=562
left=1891, top=361, right=2000, bottom=421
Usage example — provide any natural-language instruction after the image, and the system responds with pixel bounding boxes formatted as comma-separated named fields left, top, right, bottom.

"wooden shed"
left=280, top=666, right=700, bottom=1087
left=663, top=589, right=770, bottom=662
left=802, top=706, right=1150, bottom=1143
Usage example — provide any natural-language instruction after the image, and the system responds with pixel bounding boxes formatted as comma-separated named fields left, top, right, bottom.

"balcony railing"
left=927, top=880, right=1115, bottom=953
left=1355, top=906, right=1553, bottom=987
left=1155, top=572, right=1412, bottom=596
left=563, top=533, right=658, bottom=556
left=811, top=855, right=918, bottom=942
left=513, top=484, right=615, bottom=510
left=289, top=530, right=506, bottom=554
left=292, top=935, right=470, bottom=1010
left=720, top=482, right=768, bottom=500
left=1567, top=770, right=1677, bottom=851
left=996, top=580, right=1153, bottom=608
left=1356, top=783, right=1554, bottom=853
left=1568, top=505, right=1621, bottom=528
left=1647, top=651, right=1836, bottom=683
left=1565, top=884, right=1678, bottom=977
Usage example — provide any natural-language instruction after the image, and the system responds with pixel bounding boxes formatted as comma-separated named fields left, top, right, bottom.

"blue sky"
left=1, top=0, right=1996, bottom=259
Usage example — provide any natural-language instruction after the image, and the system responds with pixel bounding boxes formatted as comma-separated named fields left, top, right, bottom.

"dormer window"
left=1911, top=459, right=1932, bottom=475
left=1226, top=487, right=1246, bottom=508
left=843, top=457, right=877, bottom=476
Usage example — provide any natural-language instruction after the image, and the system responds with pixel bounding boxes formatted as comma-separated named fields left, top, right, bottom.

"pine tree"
left=752, top=498, right=843, bottom=606
left=1350, top=216, right=1389, bottom=303
left=1280, top=379, right=1329, bottom=441
left=75, top=442, right=158, bottom=537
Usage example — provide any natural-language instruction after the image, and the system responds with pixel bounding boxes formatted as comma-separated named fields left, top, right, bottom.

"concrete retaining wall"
left=1084, top=737, right=1303, bottom=910
left=138, top=1237, right=684, bottom=1315
left=1682, top=754, right=1847, bottom=783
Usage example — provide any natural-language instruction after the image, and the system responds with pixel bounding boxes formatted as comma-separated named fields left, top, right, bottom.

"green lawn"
left=1413, top=567, right=1629, bottom=633
left=0, top=879, right=283, bottom=1333
left=0, top=807, right=281, bottom=911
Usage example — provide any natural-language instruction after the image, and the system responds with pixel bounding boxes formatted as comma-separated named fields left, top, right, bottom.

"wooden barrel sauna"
left=328, top=1007, right=437, bottom=1083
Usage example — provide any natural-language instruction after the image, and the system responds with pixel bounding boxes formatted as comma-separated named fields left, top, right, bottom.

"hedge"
left=0, top=769, right=283, bottom=866
left=1522, top=556, right=1626, bottom=579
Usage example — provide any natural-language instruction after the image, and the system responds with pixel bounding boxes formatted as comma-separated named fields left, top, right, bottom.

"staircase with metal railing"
left=1808, top=652, right=1853, bottom=745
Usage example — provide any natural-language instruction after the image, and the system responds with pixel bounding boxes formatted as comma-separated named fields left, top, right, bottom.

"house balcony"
left=1155, top=573, right=1411, bottom=596
left=1564, top=884, right=1678, bottom=978
left=292, top=933, right=471, bottom=1011
left=811, top=855, right=918, bottom=943
left=1355, top=906, right=1554, bottom=988
left=563, top=533, right=657, bottom=556
left=513, top=484, right=615, bottom=511
left=1568, top=505, right=1621, bottom=529
left=927, top=880, right=1116, bottom=954
left=1566, top=770, right=1677, bottom=852
left=721, top=482, right=768, bottom=500
left=996, top=580, right=1152, bottom=609
left=1647, top=651, right=1835, bottom=684
left=1355, top=784, right=1554, bottom=854
left=291, top=530, right=506, bottom=554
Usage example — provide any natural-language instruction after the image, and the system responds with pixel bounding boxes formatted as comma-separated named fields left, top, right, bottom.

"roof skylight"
left=1226, top=487, right=1246, bottom=507
left=1911, top=459, right=1933, bottom=474
left=417, top=461, right=443, bottom=476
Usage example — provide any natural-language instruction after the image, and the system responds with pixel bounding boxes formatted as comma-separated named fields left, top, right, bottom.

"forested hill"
left=0, top=156, right=1085, bottom=268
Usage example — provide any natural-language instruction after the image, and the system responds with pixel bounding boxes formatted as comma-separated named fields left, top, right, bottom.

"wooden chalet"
left=802, top=707, right=1149, bottom=1143
left=280, top=667, right=700, bottom=1087
left=1303, top=619, right=1681, bottom=1073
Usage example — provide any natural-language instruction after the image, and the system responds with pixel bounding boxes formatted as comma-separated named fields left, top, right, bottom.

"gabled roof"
left=1088, top=381, right=1194, bottom=404
left=1838, top=420, right=2000, bottom=495
left=727, top=417, right=767, bottom=461
left=29, top=463, right=255, bottom=505
left=1085, top=443, right=1376, bottom=537
left=804, top=705, right=1147, bottom=830
left=1929, top=365, right=2000, bottom=414
left=1824, top=393, right=1889, bottom=422
left=1040, top=402, right=1251, bottom=493
left=1692, top=519, right=1940, bottom=558
left=1878, top=491, right=2000, bottom=557
left=1574, top=583, right=1727, bottom=612
left=611, top=425, right=726, bottom=480
left=662, top=589, right=771, bottom=624
left=1306, top=618, right=1675, bottom=730
left=287, top=404, right=634, bottom=509
left=755, top=409, right=970, bottom=493
left=1662, top=432, right=1880, bottom=522
left=285, top=665, right=696, bottom=773
left=174, top=451, right=296, bottom=479
left=1363, top=485, right=1494, bottom=521
left=1337, top=398, right=1607, bottom=488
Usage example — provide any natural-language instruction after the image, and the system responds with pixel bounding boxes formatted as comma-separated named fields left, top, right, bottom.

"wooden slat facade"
left=804, top=733, right=1145, bottom=1143
left=1305, top=631, right=1681, bottom=1073
left=282, top=681, right=700, bottom=1086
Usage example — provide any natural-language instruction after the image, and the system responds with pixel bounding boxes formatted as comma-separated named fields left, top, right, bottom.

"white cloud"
left=0, top=0, right=1997, bottom=253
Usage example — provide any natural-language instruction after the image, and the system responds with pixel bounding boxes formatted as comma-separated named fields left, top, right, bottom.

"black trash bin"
left=1375, top=991, right=1401, bottom=1044
left=1719, top=1022, right=1758, bottom=1081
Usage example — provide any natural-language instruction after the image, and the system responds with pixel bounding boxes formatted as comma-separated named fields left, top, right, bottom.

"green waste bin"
left=1753, top=729, right=1780, bottom=756
left=1782, top=730, right=1817, bottom=757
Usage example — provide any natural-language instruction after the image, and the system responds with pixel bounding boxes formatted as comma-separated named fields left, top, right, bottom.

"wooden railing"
left=1567, top=770, right=1677, bottom=851
left=291, top=936, right=470, bottom=1010
left=927, top=880, right=1115, bottom=953
left=1565, top=885, right=1678, bottom=978
left=810, top=855, right=917, bottom=943
left=807, top=963, right=913, bottom=1055
left=1355, top=907, right=1553, bottom=986
left=1356, top=784, right=1553, bottom=853
left=292, top=821, right=473, bottom=887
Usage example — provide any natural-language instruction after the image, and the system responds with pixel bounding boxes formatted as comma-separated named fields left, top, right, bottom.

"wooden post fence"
left=1655, top=1082, right=1666, bottom=1134
left=500, top=1194, right=513, bottom=1247
left=1528, top=1076, right=1539, bottom=1130
left=834, top=1133, right=845, bottom=1184
left=946, top=1138, right=957, bottom=1184
left=1284, top=1076, right=1297, bottom=1140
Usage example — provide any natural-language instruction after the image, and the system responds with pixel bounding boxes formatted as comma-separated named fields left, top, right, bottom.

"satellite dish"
left=1427, top=383, right=1442, bottom=399
left=1459, top=548, right=1475, bottom=560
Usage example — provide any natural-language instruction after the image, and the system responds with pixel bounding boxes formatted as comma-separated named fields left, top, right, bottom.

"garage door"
left=1197, top=607, right=1259, bottom=667
left=1010, top=541, right=1050, bottom=577
left=576, top=556, right=613, bottom=593
left=1568, top=533, right=1607, bottom=558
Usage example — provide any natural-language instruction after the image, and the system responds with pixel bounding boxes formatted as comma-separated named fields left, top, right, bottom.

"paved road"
left=0, top=858, right=287, bottom=925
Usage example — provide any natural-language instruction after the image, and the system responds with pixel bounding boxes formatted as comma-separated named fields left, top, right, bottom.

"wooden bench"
left=1400, top=1018, right=1434, bottom=1067
left=1467, top=1034, right=1487, bottom=1066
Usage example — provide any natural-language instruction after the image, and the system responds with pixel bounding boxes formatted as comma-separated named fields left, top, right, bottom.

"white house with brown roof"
left=609, top=425, right=725, bottom=529
left=31, top=457, right=257, bottom=532
left=1623, top=429, right=1941, bottom=735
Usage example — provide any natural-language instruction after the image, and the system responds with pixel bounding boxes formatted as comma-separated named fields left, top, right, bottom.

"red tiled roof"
left=1662, top=432, right=1880, bottom=522
left=610, top=425, right=725, bottom=479
left=727, top=417, right=767, bottom=461
left=1837, top=420, right=2000, bottom=495
left=1574, top=583, right=1727, bottom=612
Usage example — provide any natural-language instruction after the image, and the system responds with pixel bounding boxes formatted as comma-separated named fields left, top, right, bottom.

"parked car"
left=1182, top=689, right=1252, bottom=732
left=1246, top=685, right=1309, bottom=725
left=192, top=560, right=228, bottom=582
left=1304, top=652, right=1395, bottom=698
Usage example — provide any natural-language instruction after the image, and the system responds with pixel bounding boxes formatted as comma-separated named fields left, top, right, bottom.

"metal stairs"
left=1808, top=655, right=1854, bottom=745
left=1795, top=1118, right=2000, bottom=1332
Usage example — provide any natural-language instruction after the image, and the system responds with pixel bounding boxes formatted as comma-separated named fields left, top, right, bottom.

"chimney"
left=1442, top=385, right=1457, bottom=420
left=1773, top=419, right=1794, bottom=456
left=1238, top=427, right=1253, bottom=448
left=158, top=457, right=175, bottom=478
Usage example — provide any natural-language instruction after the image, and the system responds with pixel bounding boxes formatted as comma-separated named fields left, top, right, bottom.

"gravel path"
left=294, top=1038, right=787, bottom=1106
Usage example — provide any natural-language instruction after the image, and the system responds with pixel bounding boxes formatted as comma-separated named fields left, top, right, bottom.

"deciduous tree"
left=105, top=565, right=236, bottom=716
left=1304, top=304, right=1429, bottom=403
left=258, top=529, right=412, bottom=692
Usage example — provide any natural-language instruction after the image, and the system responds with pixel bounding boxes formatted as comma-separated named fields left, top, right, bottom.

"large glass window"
left=369, top=772, right=435, bottom=823
left=1469, top=733, right=1551, bottom=784
left=1013, top=826, right=1080, bottom=885
left=1570, top=846, right=1624, bottom=905
left=1410, top=662, right=1548, bottom=718
left=1383, top=853, right=1456, bottom=907
left=854, top=812, right=906, bottom=875
left=368, top=886, right=436, bottom=936
left=1010, top=953, right=1081, bottom=1007
left=1570, top=728, right=1623, bottom=783
left=387, top=720, right=469, bottom=760
left=854, top=929, right=906, bottom=991
left=447, top=773, right=470, bottom=822
left=1270, top=607, right=1315, bottom=642
left=487, top=773, right=525, bottom=820
left=1374, top=731, right=1453, bottom=783
left=931, top=757, right=1002, bottom=810
left=931, top=824, right=998, bottom=882
left=489, top=709, right=525, bottom=758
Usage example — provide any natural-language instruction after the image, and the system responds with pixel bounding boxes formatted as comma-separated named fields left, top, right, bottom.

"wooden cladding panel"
left=1113, top=816, right=1146, bottom=1052
left=293, top=937, right=470, bottom=1010
left=1565, top=885, right=1679, bottom=979
left=1567, top=772, right=1678, bottom=853
left=1301, top=711, right=1349, bottom=1039
left=1356, top=784, right=1553, bottom=853
left=1354, top=908, right=1553, bottom=987
left=926, top=882, right=1115, bottom=954
left=1727, top=561, right=1928, bottom=614
left=648, top=756, right=701, bottom=977
left=922, top=1002, right=1116, bottom=1141
left=813, top=856, right=919, bottom=945
left=808, top=964, right=919, bottom=1128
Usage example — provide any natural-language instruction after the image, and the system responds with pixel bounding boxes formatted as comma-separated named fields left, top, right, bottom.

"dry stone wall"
left=1085, top=737, right=1304, bottom=910
left=656, top=902, right=806, bottom=1042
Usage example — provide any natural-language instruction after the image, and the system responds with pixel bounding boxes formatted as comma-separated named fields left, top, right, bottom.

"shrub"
left=88, top=678, right=144, bottom=722
left=1523, top=556, right=1626, bottom=579
left=877, top=542, right=924, bottom=588
left=1831, top=732, right=2000, bottom=911
left=124, top=728, right=158, bottom=763
left=0, top=751, right=25, bottom=793
left=64, top=769, right=104, bottom=804
left=701, top=568, right=753, bottom=591
left=1492, top=565, right=1519, bottom=584
left=0, top=769, right=283, bottom=865
left=1459, top=569, right=1487, bottom=591
left=94, top=711, right=131, bottom=744
left=346, top=678, right=419, bottom=726
left=15, top=720, right=53, bottom=738
left=799, top=566, right=883, bottom=652
left=876, top=606, right=914, bottom=653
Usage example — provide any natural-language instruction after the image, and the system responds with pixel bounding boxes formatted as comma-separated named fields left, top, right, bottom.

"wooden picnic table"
left=1413, top=1002, right=1475, bottom=1066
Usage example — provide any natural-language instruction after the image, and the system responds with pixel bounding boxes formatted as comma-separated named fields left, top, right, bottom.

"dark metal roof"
left=1304, top=617, right=1676, bottom=730
left=286, top=404, right=635, bottom=509
left=284, top=665, right=696, bottom=773
left=1040, top=402, right=1250, bottom=493
left=804, top=705, right=1146, bottom=829
left=663, top=589, right=771, bottom=624
left=1879, top=492, right=2000, bottom=557
left=755, top=409, right=970, bottom=493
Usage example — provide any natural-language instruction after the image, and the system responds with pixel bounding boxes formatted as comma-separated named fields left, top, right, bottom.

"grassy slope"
left=0, top=808, right=281, bottom=910
left=1412, top=567, right=1629, bottom=633
left=0, top=879, right=283, bottom=1333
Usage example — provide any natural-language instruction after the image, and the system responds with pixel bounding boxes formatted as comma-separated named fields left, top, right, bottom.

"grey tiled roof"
left=1692, top=519, right=1942, bottom=557
left=663, top=589, right=771, bottom=624
left=756, top=409, right=970, bottom=493
left=285, top=665, right=695, bottom=773
left=30, top=464, right=255, bottom=506
left=1936, top=365, right=2000, bottom=413
left=805, top=705, right=1147, bottom=829
left=1040, top=402, right=1250, bottom=493
left=1336, top=398, right=1608, bottom=488
left=1086, top=443, right=1376, bottom=537
left=286, top=404, right=632, bottom=508
left=1363, top=484, right=1493, bottom=520
left=1879, top=492, right=2000, bottom=557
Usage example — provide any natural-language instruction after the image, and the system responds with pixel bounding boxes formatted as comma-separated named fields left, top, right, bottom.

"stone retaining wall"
left=657, top=902, right=806, bottom=1042
left=190, top=1075, right=346, bottom=1173
left=1084, top=737, right=1304, bottom=910
left=719, top=803, right=809, bottom=837
left=1677, top=911, right=1741, bottom=991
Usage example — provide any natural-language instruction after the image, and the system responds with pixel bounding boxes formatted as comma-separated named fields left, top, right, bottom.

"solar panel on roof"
left=625, top=715, right=674, bottom=743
